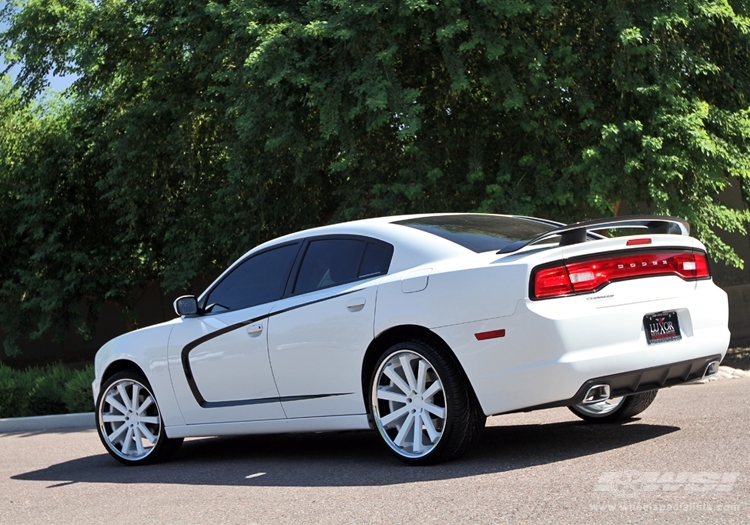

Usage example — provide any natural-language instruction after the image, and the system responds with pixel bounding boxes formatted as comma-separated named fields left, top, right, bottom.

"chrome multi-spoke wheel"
left=96, top=371, right=183, bottom=465
left=372, top=350, right=447, bottom=458
left=569, top=390, right=658, bottom=423
left=370, top=341, right=481, bottom=465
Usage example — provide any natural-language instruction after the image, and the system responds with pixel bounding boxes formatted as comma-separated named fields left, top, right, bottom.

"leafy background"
left=1, top=0, right=749, bottom=358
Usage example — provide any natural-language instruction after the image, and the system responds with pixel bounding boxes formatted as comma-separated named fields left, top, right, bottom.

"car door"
left=168, top=242, right=300, bottom=425
left=267, top=237, right=393, bottom=418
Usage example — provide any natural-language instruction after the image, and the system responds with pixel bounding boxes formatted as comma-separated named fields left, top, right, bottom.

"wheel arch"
left=361, top=324, right=482, bottom=415
left=99, top=359, right=144, bottom=390
left=95, top=362, right=184, bottom=465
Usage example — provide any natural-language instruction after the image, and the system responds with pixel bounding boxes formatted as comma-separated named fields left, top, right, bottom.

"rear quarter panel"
left=374, top=251, right=536, bottom=333
left=375, top=234, right=729, bottom=416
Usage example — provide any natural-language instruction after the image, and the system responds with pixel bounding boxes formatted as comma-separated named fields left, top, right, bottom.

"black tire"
left=369, top=340, right=482, bottom=465
left=96, top=370, right=183, bottom=465
left=569, top=390, right=658, bottom=423
left=471, top=402, right=487, bottom=446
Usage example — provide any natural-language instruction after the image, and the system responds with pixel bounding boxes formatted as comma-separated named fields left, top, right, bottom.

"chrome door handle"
left=246, top=324, right=263, bottom=336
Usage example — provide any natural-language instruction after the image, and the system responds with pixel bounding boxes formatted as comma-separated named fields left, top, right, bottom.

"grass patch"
left=0, top=363, right=94, bottom=418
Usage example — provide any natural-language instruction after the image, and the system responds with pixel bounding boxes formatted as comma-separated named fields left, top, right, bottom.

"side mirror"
left=174, top=295, right=199, bottom=317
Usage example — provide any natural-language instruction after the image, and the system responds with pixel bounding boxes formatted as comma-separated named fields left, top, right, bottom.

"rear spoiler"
left=498, top=215, right=690, bottom=254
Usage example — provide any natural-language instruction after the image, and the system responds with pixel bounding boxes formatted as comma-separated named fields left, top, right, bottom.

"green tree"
left=1, top=0, right=749, bottom=353
left=0, top=78, right=165, bottom=354
left=209, top=0, right=750, bottom=258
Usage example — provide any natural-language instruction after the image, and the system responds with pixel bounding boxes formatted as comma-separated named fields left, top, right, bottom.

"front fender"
left=93, top=319, right=185, bottom=428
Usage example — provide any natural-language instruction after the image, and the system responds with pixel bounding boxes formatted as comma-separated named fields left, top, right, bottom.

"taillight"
left=533, top=251, right=710, bottom=299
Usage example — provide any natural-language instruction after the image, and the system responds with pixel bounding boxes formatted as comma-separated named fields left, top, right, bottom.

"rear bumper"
left=502, top=354, right=722, bottom=413
left=435, top=279, right=730, bottom=416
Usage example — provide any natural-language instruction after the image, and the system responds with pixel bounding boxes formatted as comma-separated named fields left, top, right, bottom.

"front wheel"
left=369, top=340, right=481, bottom=465
left=96, top=370, right=183, bottom=465
left=569, top=390, right=658, bottom=423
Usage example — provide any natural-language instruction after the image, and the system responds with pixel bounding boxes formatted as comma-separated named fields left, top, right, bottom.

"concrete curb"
left=0, top=412, right=95, bottom=433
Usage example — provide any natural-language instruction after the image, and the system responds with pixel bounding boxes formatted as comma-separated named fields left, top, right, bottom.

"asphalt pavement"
left=1, top=377, right=748, bottom=524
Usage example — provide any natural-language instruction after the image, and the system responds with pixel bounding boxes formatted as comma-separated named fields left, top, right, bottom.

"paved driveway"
left=1, top=378, right=748, bottom=524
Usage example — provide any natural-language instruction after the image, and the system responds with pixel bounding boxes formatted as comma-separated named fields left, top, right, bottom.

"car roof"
left=243, top=213, right=558, bottom=273
left=200, top=213, right=555, bottom=301
left=256, top=212, right=541, bottom=244
left=248, top=214, right=473, bottom=272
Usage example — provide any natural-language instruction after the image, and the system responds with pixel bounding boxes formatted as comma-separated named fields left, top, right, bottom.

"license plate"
left=644, top=311, right=682, bottom=344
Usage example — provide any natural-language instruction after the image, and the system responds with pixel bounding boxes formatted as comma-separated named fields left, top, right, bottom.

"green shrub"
left=0, top=363, right=95, bottom=418
left=0, top=365, right=33, bottom=418
left=28, top=365, right=73, bottom=416
left=63, top=366, right=95, bottom=413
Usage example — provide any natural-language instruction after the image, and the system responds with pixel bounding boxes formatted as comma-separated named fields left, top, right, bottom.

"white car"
left=92, top=213, right=729, bottom=465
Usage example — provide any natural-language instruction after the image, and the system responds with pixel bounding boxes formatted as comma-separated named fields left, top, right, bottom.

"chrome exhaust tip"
left=582, top=384, right=611, bottom=405
left=703, top=360, right=720, bottom=378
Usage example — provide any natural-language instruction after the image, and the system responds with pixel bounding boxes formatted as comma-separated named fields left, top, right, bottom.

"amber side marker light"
left=475, top=329, right=506, bottom=341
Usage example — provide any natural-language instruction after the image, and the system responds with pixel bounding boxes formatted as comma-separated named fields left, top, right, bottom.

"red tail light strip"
left=533, top=251, right=710, bottom=299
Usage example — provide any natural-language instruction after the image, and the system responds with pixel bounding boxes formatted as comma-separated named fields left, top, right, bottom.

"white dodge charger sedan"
left=92, top=213, right=729, bottom=465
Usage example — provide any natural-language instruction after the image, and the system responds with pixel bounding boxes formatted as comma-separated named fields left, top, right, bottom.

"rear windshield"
left=395, top=214, right=558, bottom=253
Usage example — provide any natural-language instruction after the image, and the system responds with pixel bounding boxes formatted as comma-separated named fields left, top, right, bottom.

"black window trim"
left=283, top=234, right=394, bottom=298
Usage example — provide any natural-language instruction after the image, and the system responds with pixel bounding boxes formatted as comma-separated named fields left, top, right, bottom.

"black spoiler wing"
left=498, top=215, right=690, bottom=254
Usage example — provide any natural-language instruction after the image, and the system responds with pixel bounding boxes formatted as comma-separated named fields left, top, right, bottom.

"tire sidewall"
left=95, top=370, right=165, bottom=466
left=369, top=340, right=468, bottom=464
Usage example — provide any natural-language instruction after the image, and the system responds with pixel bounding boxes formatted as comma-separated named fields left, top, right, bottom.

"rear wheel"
left=96, top=370, right=183, bottom=465
left=569, top=391, right=658, bottom=423
left=369, top=340, right=482, bottom=465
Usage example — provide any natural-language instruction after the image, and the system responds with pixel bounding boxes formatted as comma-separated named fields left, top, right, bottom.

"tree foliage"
left=1, top=0, right=750, bottom=353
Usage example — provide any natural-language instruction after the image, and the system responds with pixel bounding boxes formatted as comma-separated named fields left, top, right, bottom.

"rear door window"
left=294, top=239, right=366, bottom=295
left=359, top=242, right=391, bottom=278
left=293, top=238, right=393, bottom=295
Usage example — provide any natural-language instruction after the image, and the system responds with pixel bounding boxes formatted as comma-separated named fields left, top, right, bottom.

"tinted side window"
left=294, top=239, right=366, bottom=295
left=206, top=243, right=298, bottom=312
left=359, top=243, right=391, bottom=278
